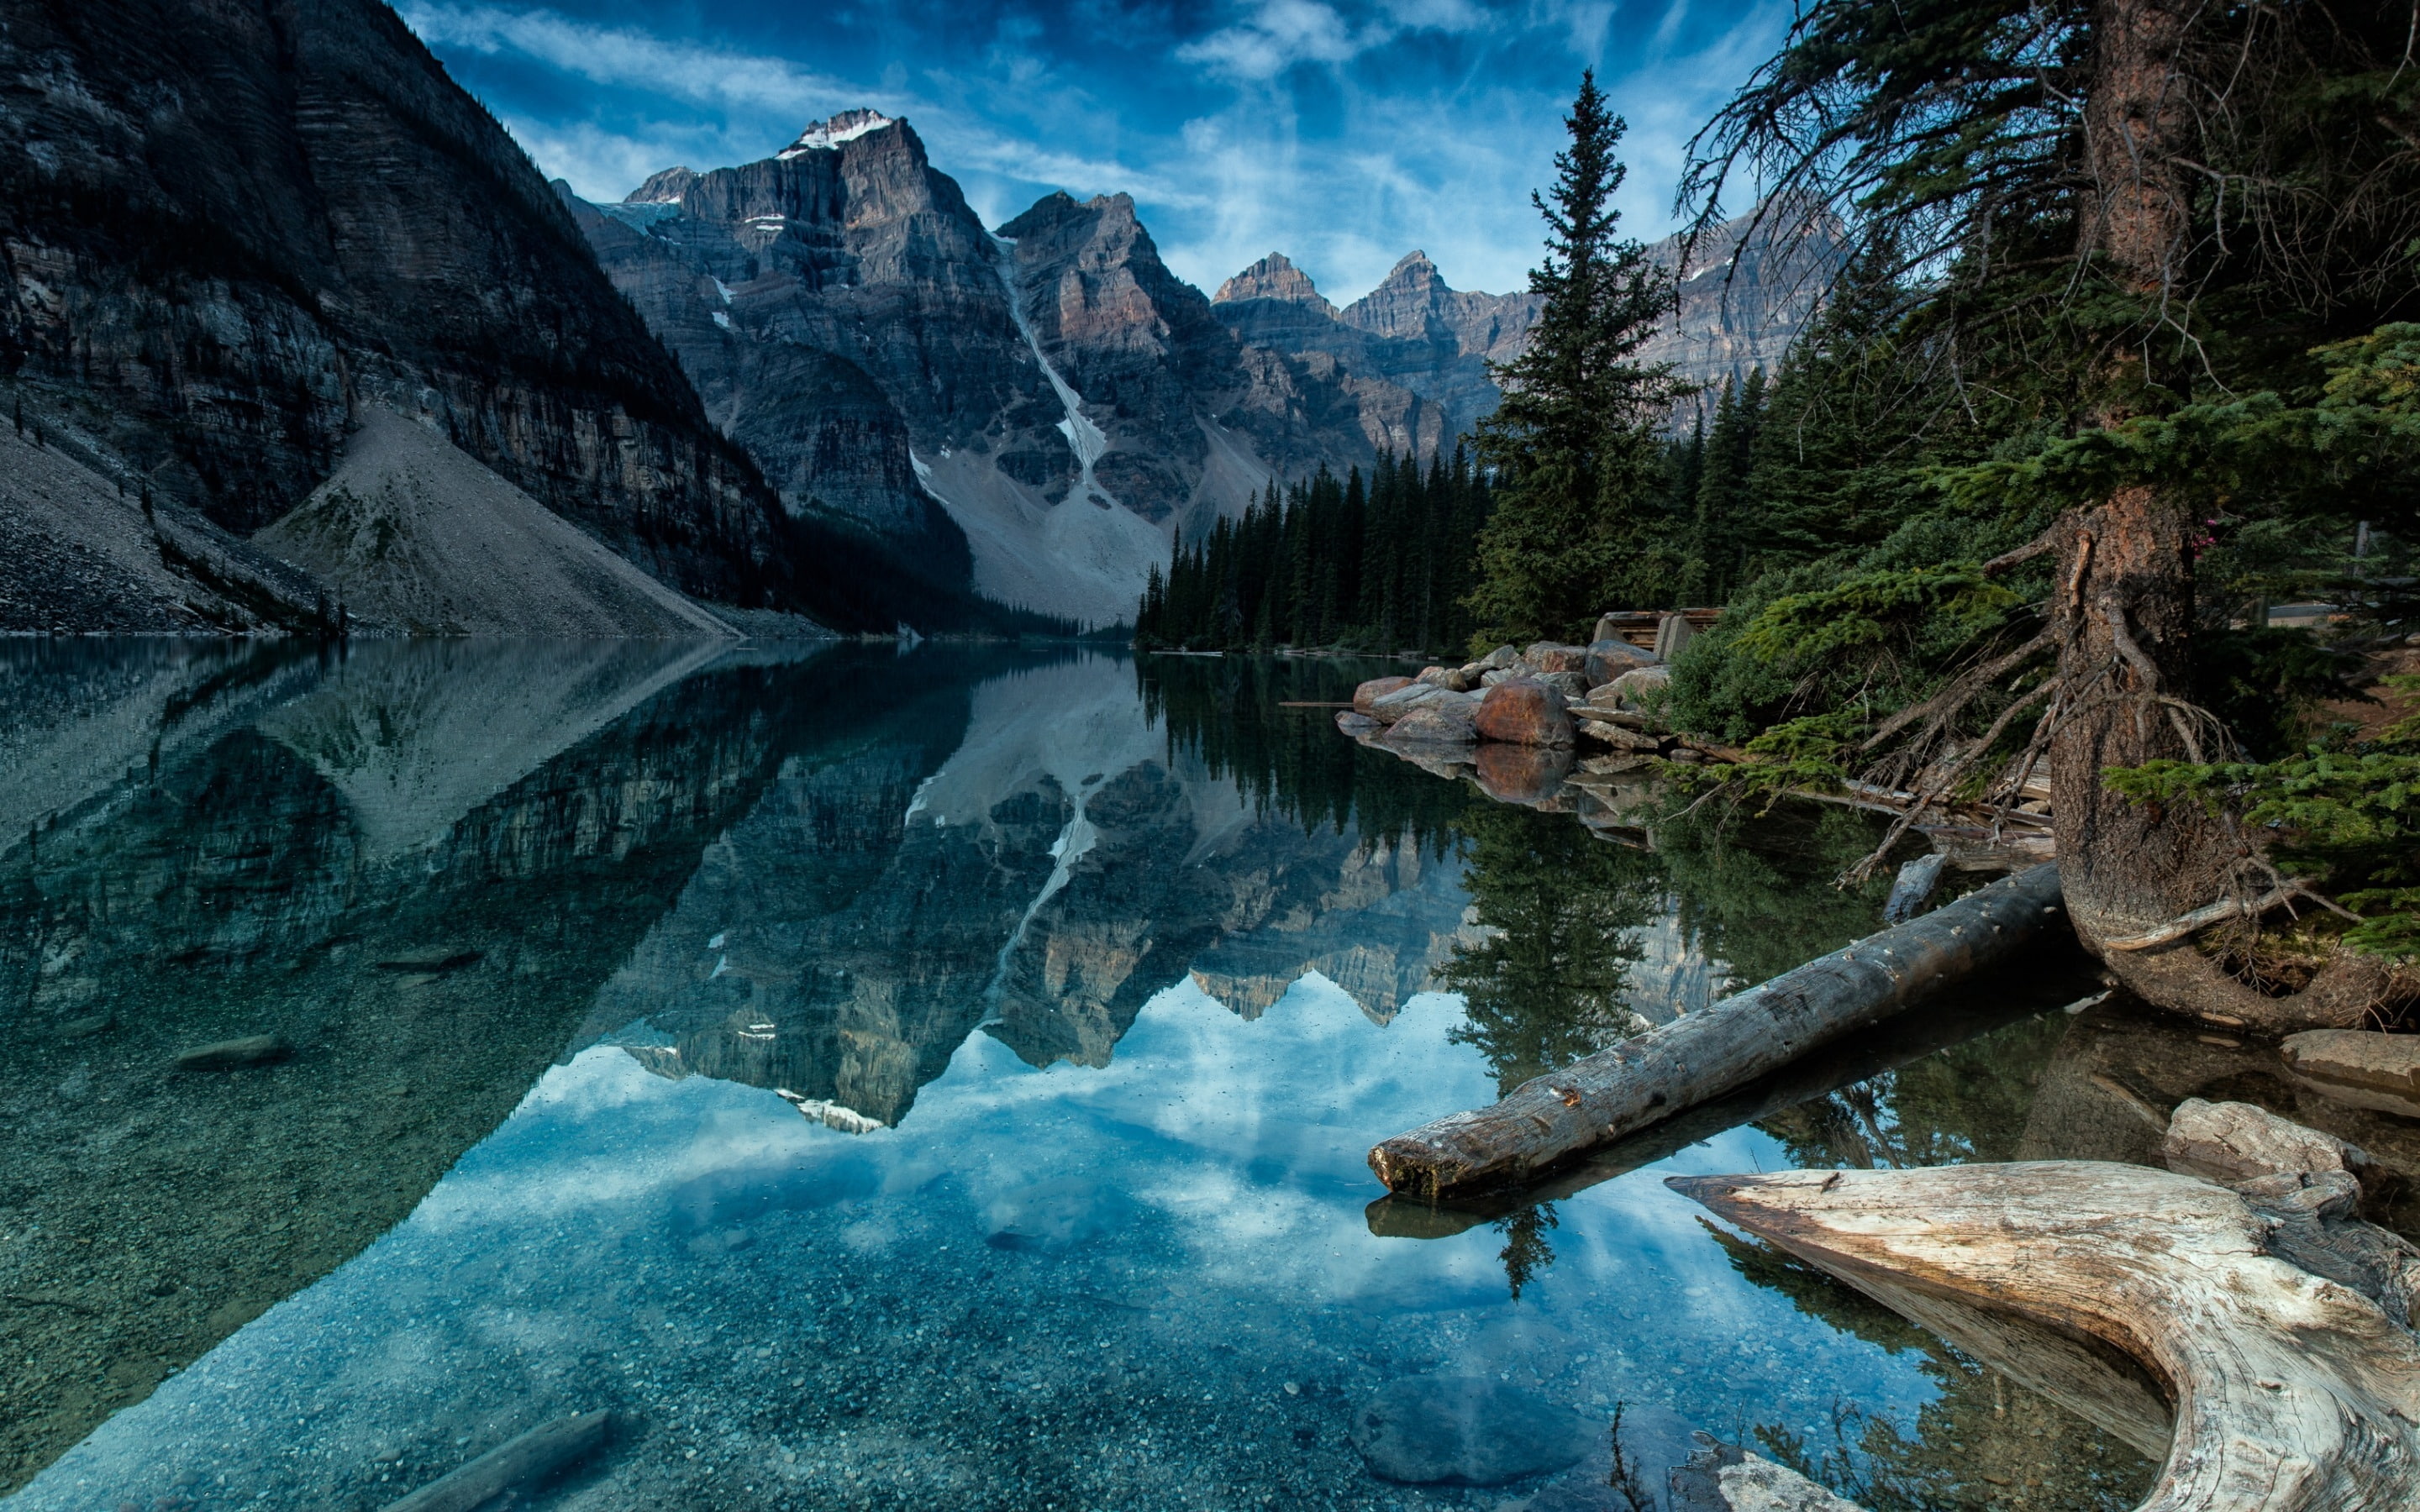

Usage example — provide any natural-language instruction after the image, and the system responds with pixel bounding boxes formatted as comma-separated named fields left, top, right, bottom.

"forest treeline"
left=1132, top=449, right=1496, bottom=654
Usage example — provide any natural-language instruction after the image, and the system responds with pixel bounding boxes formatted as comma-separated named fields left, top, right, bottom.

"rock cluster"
left=1343, top=638, right=1683, bottom=763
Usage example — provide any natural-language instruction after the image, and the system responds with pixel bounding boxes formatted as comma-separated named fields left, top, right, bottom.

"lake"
left=0, top=640, right=2154, bottom=1510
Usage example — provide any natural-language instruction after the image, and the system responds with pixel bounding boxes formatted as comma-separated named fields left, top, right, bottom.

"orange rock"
left=1474, top=679, right=1576, bottom=747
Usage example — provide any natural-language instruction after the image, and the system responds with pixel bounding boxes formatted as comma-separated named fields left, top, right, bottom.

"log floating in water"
left=380, top=1410, right=611, bottom=1512
left=1670, top=1162, right=2420, bottom=1511
left=1365, top=949, right=2105, bottom=1240
left=1368, top=863, right=2066, bottom=1196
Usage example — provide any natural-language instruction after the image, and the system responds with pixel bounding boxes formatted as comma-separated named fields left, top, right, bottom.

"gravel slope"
left=256, top=411, right=740, bottom=638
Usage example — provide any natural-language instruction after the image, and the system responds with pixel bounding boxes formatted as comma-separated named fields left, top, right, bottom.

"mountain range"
left=0, top=0, right=1828, bottom=635
left=563, top=111, right=1832, bottom=625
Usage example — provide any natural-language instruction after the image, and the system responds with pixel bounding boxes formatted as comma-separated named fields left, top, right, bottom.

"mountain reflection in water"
left=1, top=642, right=2157, bottom=1512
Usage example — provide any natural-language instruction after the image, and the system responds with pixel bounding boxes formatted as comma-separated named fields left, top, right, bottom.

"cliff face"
left=569, top=120, right=1448, bottom=627
left=0, top=0, right=799, bottom=612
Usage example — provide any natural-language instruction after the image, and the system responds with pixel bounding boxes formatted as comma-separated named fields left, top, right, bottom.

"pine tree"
left=1691, top=367, right=1765, bottom=601
left=1466, top=71, right=1683, bottom=651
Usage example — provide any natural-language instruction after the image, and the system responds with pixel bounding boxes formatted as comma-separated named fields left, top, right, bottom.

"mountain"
left=1210, top=212, right=1839, bottom=438
left=564, top=117, right=1456, bottom=627
left=0, top=0, right=1051, bottom=635
left=1213, top=249, right=1533, bottom=444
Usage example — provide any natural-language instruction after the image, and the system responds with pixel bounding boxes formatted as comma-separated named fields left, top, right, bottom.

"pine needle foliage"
left=1466, top=71, right=1686, bottom=650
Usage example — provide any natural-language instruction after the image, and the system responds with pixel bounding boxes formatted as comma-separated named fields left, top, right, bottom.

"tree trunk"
left=2051, top=0, right=2291, bottom=1018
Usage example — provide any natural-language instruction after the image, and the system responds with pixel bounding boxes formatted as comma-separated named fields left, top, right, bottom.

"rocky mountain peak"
left=779, top=108, right=898, bottom=158
left=628, top=165, right=699, bottom=204
left=1213, top=253, right=1336, bottom=316
left=1342, top=250, right=1456, bottom=342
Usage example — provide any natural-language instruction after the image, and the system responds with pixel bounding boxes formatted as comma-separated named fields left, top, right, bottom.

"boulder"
left=1523, top=643, right=1591, bottom=675
left=1585, top=638, right=1657, bottom=686
left=1416, top=664, right=1477, bottom=692
left=1537, top=670, right=1591, bottom=701
left=1383, top=702, right=1479, bottom=745
left=1476, top=680, right=1576, bottom=747
left=1370, top=683, right=1475, bottom=722
left=1349, top=1377, right=1594, bottom=1486
left=2164, top=1096, right=2367, bottom=1185
left=1476, top=645, right=1523, bottom=671
left=1601, top=664, right=1671, bottom=709
left=2282, top=1031, right=2420, bottom=1119
left=1335, top=711, right=1383, bottom=739
left=1476, top=743, right=1573, bottom=805
left=1353, top=676, right=1417, bottom=717
left=1480, top=668, right=1524, bottom=688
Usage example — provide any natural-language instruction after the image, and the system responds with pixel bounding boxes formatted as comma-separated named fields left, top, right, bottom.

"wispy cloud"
left=400, top=0, right=1790, bottom=300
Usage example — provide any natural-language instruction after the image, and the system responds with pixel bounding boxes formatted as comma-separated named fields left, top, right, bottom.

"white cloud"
left=401, top=2, right=863, bottom=120
left=1177, top=0, right=1376, bottom=81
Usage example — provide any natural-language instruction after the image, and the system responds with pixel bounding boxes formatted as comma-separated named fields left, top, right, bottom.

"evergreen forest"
left=1131, top=449, right=1496, bottom=654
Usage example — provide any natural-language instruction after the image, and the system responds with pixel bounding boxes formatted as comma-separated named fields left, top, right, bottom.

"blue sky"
left=400, top=0, right=1788, bottom=302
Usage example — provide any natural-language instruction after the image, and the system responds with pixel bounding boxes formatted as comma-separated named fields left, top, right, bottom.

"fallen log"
left=1368, top=863, right=2066, bottom=1196
left=1364, top=948, right=2104, bottom=1239
left=381, top=1410, right=611, bottom=1512
left=1670, top=1162, right=2420, bottom=1511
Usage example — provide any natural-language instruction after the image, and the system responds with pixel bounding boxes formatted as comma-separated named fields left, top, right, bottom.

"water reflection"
left=0, top=642, right=2175, bottom=1511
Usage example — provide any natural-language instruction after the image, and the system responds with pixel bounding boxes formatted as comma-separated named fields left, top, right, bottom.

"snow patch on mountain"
left=779, top=110, right=896, bottom=158
left=988, top=233, right=1115, bottom=507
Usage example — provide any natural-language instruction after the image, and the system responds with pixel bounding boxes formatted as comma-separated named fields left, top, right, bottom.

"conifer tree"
left=1466, top=71, right=1683, bottom=651
left=1691, top=368, right=1764, bottom=601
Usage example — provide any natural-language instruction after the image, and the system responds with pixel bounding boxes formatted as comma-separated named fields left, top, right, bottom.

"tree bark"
left=2051, top=0, right=2274, bottom=1016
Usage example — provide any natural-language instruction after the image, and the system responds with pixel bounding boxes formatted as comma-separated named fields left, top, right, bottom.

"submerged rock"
left=174, top=1035, right=291, bottom=1071
left=1349, top=1376, right=1593, bottom=1485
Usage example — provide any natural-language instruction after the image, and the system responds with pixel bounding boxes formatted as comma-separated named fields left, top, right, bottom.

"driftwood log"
left=1370, top=863, right=2066, bottom=1195
left=380, top=1410, right=611, bottom=1512
left=1365, top=953, right=2105, bottom=1239
left=1672, top=1137, right=2420, bottom=1509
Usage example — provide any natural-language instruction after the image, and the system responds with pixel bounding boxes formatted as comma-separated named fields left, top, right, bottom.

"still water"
left=1, top=641, right=2160, bottom=1510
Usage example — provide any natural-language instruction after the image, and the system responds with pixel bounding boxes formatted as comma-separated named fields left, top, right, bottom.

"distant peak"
left=778, top=109, right=897, bottom=158
left=1214, top=252, right=1334, bottom=313
left=1378, top=249, right=1446, bottom=291
left=626, top=165, right=697, bottom=205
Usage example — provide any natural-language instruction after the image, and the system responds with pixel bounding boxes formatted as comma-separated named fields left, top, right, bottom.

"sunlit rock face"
left=581, top=655, right=1477, bottom=1127
left=0, top=643, right=833, bottom=1495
